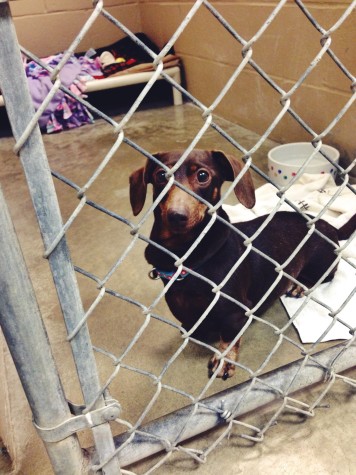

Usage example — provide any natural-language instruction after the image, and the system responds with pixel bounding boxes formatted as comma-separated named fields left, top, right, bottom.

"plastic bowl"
left=267, top=142, right=339, bottom=186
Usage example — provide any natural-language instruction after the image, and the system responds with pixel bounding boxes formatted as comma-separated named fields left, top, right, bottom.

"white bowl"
left=267, top=142, right=339, bottom=186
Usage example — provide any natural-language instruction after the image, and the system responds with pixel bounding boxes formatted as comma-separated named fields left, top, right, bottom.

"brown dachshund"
left=129, top=150, right=355, bottom=379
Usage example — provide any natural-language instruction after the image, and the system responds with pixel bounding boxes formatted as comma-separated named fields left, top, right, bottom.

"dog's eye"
left=197, top=169, right=210, bottom=183
left=155, top=169, right=167, bottom=185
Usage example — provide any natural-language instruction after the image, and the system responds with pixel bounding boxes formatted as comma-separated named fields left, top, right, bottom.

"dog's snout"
left=167, top=210, right=189, bottom=227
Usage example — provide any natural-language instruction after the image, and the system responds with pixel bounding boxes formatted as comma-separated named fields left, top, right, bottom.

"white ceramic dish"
left=267, top=142, right=339, bottom=186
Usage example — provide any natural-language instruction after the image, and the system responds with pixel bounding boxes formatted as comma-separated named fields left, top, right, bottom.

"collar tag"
left=148, top=267, right=190, bottom=281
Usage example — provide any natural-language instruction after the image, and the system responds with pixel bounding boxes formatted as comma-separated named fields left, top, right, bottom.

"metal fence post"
left=0, top=184, right=86, bottom=474
left=0, top=3, right=120, bottom=473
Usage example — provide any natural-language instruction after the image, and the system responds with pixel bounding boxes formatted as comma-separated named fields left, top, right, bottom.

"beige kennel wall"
left=139, top=0, right=355, bottom=171
left=10, top=0, right=141, bottom=56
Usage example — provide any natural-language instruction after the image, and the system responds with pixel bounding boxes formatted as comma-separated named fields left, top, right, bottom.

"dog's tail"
left=337, top=213, right=356, bottom=240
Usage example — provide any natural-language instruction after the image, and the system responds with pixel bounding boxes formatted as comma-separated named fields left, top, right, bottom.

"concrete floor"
left=0, top=103, right=355, bottom=474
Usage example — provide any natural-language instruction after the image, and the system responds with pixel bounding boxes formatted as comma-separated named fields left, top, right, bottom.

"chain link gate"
left=0, top=0, right=355, bottom=474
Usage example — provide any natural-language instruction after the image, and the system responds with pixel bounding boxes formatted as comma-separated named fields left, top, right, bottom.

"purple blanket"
left=26, top=54, right=102, bottom=133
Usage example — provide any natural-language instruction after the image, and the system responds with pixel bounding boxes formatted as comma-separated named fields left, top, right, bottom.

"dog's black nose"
left=167, top=210, right=188, bottom=227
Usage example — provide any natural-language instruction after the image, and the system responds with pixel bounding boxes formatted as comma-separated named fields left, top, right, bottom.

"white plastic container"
left=267, top=142, right=339, bottom=186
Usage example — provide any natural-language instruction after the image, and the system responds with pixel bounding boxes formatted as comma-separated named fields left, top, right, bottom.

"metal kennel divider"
left=0, top=0, right=355, bottom=474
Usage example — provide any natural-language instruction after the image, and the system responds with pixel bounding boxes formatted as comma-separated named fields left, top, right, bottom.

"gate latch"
left=34, top=401, right=121, bottom=443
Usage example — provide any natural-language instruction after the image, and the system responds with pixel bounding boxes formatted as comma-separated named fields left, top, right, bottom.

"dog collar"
left=148, top=267, right=190, bottom=282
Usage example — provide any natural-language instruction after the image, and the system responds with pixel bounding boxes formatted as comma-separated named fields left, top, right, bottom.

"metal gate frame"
left=0, top=2, right=120, bottom=474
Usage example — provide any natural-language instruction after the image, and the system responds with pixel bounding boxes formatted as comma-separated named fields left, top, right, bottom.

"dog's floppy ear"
left=129, top=156, right=159, bottom=216
left=129, top=167, right=147, bottom=216
left=212, top=150, right=256, bottom=209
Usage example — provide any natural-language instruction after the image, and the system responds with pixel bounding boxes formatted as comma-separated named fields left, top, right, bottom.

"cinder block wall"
left=10, top=0, right=141, bottom=56
left=140, top=0, right=355, bottom=169
left=10, top=0, right=355, bottom=170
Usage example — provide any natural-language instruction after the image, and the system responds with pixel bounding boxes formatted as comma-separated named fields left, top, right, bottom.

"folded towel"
left=280, top=255, right=355, bottom=343
left=223, top=173, right=356, bottom=343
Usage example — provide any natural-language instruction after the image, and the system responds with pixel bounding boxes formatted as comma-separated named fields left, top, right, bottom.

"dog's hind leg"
left=286, top=283, right=306, bottom=298
left=297, top=250, right=338, bottom=290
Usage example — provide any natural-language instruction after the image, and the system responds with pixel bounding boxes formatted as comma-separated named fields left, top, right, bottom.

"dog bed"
left=0, top=33, right=183, bottom=132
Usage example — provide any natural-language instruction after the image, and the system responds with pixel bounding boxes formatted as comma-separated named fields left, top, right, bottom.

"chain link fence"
left=0, top=0, right=355, bottom=473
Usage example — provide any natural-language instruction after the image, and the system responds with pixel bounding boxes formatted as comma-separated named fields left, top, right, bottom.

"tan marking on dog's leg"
left=286, top=283, right=305, bottom=298
left=208, top=339, right=241, bottom=380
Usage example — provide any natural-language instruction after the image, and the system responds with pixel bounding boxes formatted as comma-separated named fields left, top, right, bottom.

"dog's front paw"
left=208, top=339, right=240, bottom=380
left=208, top=355, right=235, bottom=380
